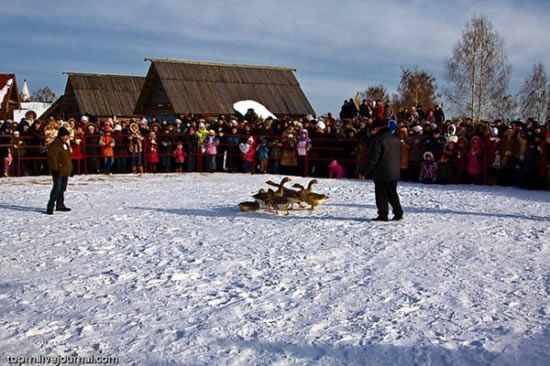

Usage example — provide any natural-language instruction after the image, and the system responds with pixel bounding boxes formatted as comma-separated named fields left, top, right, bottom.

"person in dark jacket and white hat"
left=46, top=127, right=73, bottom=215
left=360, top=119, right=403, bottom=221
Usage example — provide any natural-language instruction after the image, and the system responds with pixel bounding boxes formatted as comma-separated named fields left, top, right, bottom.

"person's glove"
left=52, top=170, right=60, bottom=177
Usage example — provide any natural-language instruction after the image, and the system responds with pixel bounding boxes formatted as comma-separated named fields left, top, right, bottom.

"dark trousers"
left=47, top=175, right=68, bottom=210
left=374, top=180, right=403, bottom=218
left=185, top=153, right=196, bottom=172
left=115, top=156, right=127, bottom=174
left=103, top=157, right=114, bottom=174
left=161, top=155, right=171, bottom=173
left=204, top=155, right=216, bottom=172
left=242, top=160, right=253, bottom=173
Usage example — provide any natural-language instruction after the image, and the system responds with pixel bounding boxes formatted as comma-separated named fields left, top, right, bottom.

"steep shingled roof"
left=135, top=59, right=315, bottom=117
left=61, top=73, right=145, bottom=118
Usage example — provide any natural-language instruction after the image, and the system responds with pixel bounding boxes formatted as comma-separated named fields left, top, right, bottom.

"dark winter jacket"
left=426, top=136, right=447, bottom=160
left=184, top=133, right=199, bottom=154
left=363, top=127, right=401, bottom=182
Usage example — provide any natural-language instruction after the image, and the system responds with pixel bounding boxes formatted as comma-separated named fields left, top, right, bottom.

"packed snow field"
left=0, top=173, right=548, bottom=365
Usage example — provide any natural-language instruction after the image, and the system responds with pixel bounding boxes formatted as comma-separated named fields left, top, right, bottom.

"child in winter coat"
left=437, top=152, right=451, bottom=184
left=455, top=136, right=469, bottom=183
left=70, top=126, right=85, bottom=175
left=328, top=160, right=346, bottom=178
left=256, top=137, right=270, bottom=174
left=128, top=122, right=144, bottom=174
left=419, top=151, right=438, bottom=184
left=99, top=127, right=116, bottom=175
left=269, top=138, right=282, bottom=174
left=467, top=136, right=483, bottom=184
left=203, top=130, right=219, bottom=172
left=3, top=148, right=12, bottom=177
left=239, top=136, right=256, bottom=173
left=145, top=131, right=159, bottom=173
left=297, top=129, right=312, bottom=176
left=173, top=142, right=185, bottom=173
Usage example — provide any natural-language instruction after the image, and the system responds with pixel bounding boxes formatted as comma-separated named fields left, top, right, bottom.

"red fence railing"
left=0, top=133, right=547, bottom=189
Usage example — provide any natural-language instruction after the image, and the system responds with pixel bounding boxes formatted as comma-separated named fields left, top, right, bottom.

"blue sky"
left=1, top=0, right=549, bottom=116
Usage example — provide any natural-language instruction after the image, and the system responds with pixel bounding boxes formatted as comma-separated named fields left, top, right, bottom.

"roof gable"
left=65, top=73, right=145, bottom=117
left=136, top=59, right=314, bottom=116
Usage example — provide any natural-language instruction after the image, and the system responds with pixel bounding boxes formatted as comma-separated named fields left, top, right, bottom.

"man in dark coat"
left=46, top=127, right=73, bottom=215
left=360, top=119, right=403, bottom=221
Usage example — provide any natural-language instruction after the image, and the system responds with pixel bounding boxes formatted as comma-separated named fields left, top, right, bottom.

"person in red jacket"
left=375, top=99, right=385, bottom=121
left=240, top=136, right=256, bottom=173
left=173, top=142, right=186, bottom=173
left=70, top=125, right=85, bottom=175
left=145, top=131, right=159, bottom=173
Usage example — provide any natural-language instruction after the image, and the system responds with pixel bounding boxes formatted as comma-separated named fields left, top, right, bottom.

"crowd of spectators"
left=1, top=101, right=549, bottom=190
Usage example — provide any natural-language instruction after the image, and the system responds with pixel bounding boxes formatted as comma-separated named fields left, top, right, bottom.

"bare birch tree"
left=493, top=94, right=518, bottom=123
left=445, top=15, right=511, bottom=121
left=518, top=62, right=548, bottom=122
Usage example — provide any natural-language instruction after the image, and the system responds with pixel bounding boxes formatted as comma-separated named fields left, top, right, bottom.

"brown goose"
left=252, top=188, right=273, bottom=212
left=266, top=177, right=302, bottom=208
left=238, top=201, right=260, bottom=212
left=270, top=177, right=293, bottom=214
left=269, top=191, right=292, bottom=215
left=292, top=183, right=328, bottom=210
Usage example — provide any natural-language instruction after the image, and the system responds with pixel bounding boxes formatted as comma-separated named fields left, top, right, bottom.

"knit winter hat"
left=57, top=127, right=70, bottom=137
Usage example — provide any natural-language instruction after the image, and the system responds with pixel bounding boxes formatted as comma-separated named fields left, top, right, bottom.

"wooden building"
left=41, top=72, right=145, bottom=120
left=134, top=58, right=315, bottom=118
left=0, top=74, right=21, bottom=120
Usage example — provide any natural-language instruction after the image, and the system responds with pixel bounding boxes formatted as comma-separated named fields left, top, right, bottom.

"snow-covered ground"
left=0, top=173, right=548, bottom=365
